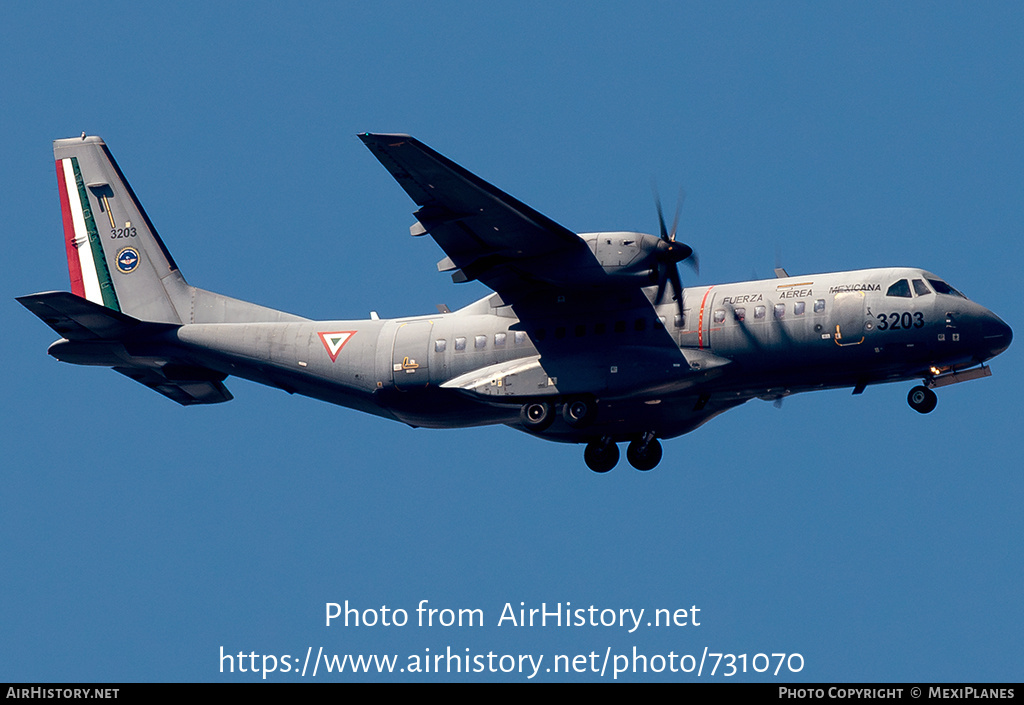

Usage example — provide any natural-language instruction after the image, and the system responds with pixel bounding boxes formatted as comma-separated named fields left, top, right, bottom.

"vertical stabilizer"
left=53, top=136, right=187, bottom=323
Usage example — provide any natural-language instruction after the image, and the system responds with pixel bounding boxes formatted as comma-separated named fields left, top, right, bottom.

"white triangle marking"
left=318, top=331, right=356, bottom=362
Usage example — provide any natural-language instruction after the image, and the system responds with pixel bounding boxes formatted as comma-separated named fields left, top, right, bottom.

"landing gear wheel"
left=908, top=385, right=937, bottom=414
left=562, top=398, right=595, bottom=428
left=584, top=439, right=619, bottom=473
left=520, top=402, right=555, bottom=431
left=626, top=436, right=663, bottom=471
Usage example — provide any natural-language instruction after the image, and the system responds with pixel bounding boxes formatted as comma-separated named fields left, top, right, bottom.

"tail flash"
left=54, top=136, right=185, bottom=323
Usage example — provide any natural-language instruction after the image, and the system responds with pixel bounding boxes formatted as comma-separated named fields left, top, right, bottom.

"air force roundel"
left=318, top=331, right=356, bottom=362
left=116, top=247, right=140, bottom=273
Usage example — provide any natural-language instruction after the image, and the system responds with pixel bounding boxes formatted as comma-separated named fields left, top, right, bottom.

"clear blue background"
left=2, top=1, right=1021, bottom=682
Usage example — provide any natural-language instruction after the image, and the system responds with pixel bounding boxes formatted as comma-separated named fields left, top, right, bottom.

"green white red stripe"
left=57, top=157, right=120, bottom=310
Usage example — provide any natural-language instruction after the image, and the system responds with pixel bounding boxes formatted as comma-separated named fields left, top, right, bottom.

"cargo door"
left=391, top=320, right=433, bottom=390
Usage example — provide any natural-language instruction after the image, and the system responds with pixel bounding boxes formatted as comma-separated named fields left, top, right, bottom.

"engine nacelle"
left=581, top=231, right=670, bottom=283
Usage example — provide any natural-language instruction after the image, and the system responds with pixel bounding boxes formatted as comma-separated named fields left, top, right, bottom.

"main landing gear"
left=907, top=385, right=937, bottom=414
left=583, top=437, right=619, bottom=473
left=518, top=399, right=662, bottom=473
left=626, top=432, right=662, bottom=471
left=583, top=434, right=664, bottom=473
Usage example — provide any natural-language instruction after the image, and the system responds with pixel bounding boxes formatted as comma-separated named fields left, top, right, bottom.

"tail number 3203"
left=876, top=311, right=924, bottom=331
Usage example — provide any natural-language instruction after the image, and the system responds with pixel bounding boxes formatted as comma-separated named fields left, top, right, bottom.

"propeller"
left=652, top=187, right=699, bottom=319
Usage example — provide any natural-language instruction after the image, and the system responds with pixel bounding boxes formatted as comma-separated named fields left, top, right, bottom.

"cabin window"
left=912, top=279, right=932, bottom=296
left=434, top=339, right=447, bottom=353
left=555, top=326, right=566, bottom=339
left=575, top=324, right=586, bottom=337
left=514, top=331, right=527, bottom=345
left=754, top=305, right=766, bottom=319
left=455, top=337, right=467, bottom=351
left=886, top=279, right=912, bottom=298
left=713, top=309, right=726, bottom=324
left=614, top=320, right=626, bottom=333
left=794, top=301, right=805, bottom=316
left=494, top=332, right=507, bottom=347
left=734, top=308, right=745, bottom=322
left=634, top=318, right=647, bottom=332
left=595, top=322, right=607, bottom=335
left=474, top=335, right=486, bottom=349
left=774, top=303, right=786, bottom=319
left=814, top=299, right=825, bottom=313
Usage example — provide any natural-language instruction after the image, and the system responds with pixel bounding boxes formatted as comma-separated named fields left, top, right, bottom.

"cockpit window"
left=927, top=279, right=967, bottom=299
left=886, top=279, right=912, bottom=298
left=912, top=279, right=932, bottom=296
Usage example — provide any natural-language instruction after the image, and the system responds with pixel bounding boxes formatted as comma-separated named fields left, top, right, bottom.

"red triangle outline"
left=318, top=331, right=356, bottom=362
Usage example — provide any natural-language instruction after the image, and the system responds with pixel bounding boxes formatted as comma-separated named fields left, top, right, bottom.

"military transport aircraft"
left=19, top=134, right=1013, bottom=472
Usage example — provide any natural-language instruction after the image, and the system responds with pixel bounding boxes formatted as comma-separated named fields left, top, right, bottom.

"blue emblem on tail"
left=116, top=247, right=140, bottom=273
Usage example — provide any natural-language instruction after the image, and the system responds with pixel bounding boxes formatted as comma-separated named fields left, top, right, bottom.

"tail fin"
left=53, top=136, right=305, bottom=325
left=54, top=135, right=188, bottom=323
left=24, top=136, right=304, bottom=406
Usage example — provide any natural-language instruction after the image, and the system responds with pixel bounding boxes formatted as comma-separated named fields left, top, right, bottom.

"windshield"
left=927, top=279, right=967, bottom=299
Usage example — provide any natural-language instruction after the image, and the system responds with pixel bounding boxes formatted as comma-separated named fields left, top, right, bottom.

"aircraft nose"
left=980, top=312, right=1012, bottom=358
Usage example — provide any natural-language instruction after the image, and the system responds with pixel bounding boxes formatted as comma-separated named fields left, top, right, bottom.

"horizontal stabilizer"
left=20, top=291, right=232, bottom=405
left=16, top=291, right=153, bottom=340
left=114, top=367, right=233, bottom=405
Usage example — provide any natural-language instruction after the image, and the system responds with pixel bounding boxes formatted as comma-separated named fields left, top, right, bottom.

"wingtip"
left=358, top=132, right=415, bottom=145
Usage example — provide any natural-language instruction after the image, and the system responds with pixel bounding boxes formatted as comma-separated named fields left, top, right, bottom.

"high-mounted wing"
left=359, top=133, right=602, bottom=300
left=360, top=134, right=706, bottom=401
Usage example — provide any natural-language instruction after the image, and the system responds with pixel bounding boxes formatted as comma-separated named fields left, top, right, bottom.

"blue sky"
left=2, top=2, right=1021, bottom=682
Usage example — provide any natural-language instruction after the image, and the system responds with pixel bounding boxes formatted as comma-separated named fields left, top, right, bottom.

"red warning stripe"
left=697, top=286, right=714, bottom=349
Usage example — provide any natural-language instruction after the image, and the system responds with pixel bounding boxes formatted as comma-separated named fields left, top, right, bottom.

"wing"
left=359, top=133, right=601, bottom=301
left=359, top=134, right=709, bottom=399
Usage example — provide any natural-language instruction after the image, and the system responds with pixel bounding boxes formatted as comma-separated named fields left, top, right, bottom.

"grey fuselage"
left=167, top=255, right=1010, bottom=444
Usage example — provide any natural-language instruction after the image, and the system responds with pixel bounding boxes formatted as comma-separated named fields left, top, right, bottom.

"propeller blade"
left=652, top=185, right=686, bottom=243
left=654, top=262, right=669, bottom=304
left=668, top=263, right=684, bottom=318
left=650, top=186, right=697, bottom=318
left=669, top=188, right=685, bottom=242
left=685, top=250, right=699, bottom=276
left=653, top=186, right=669, bottom=241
